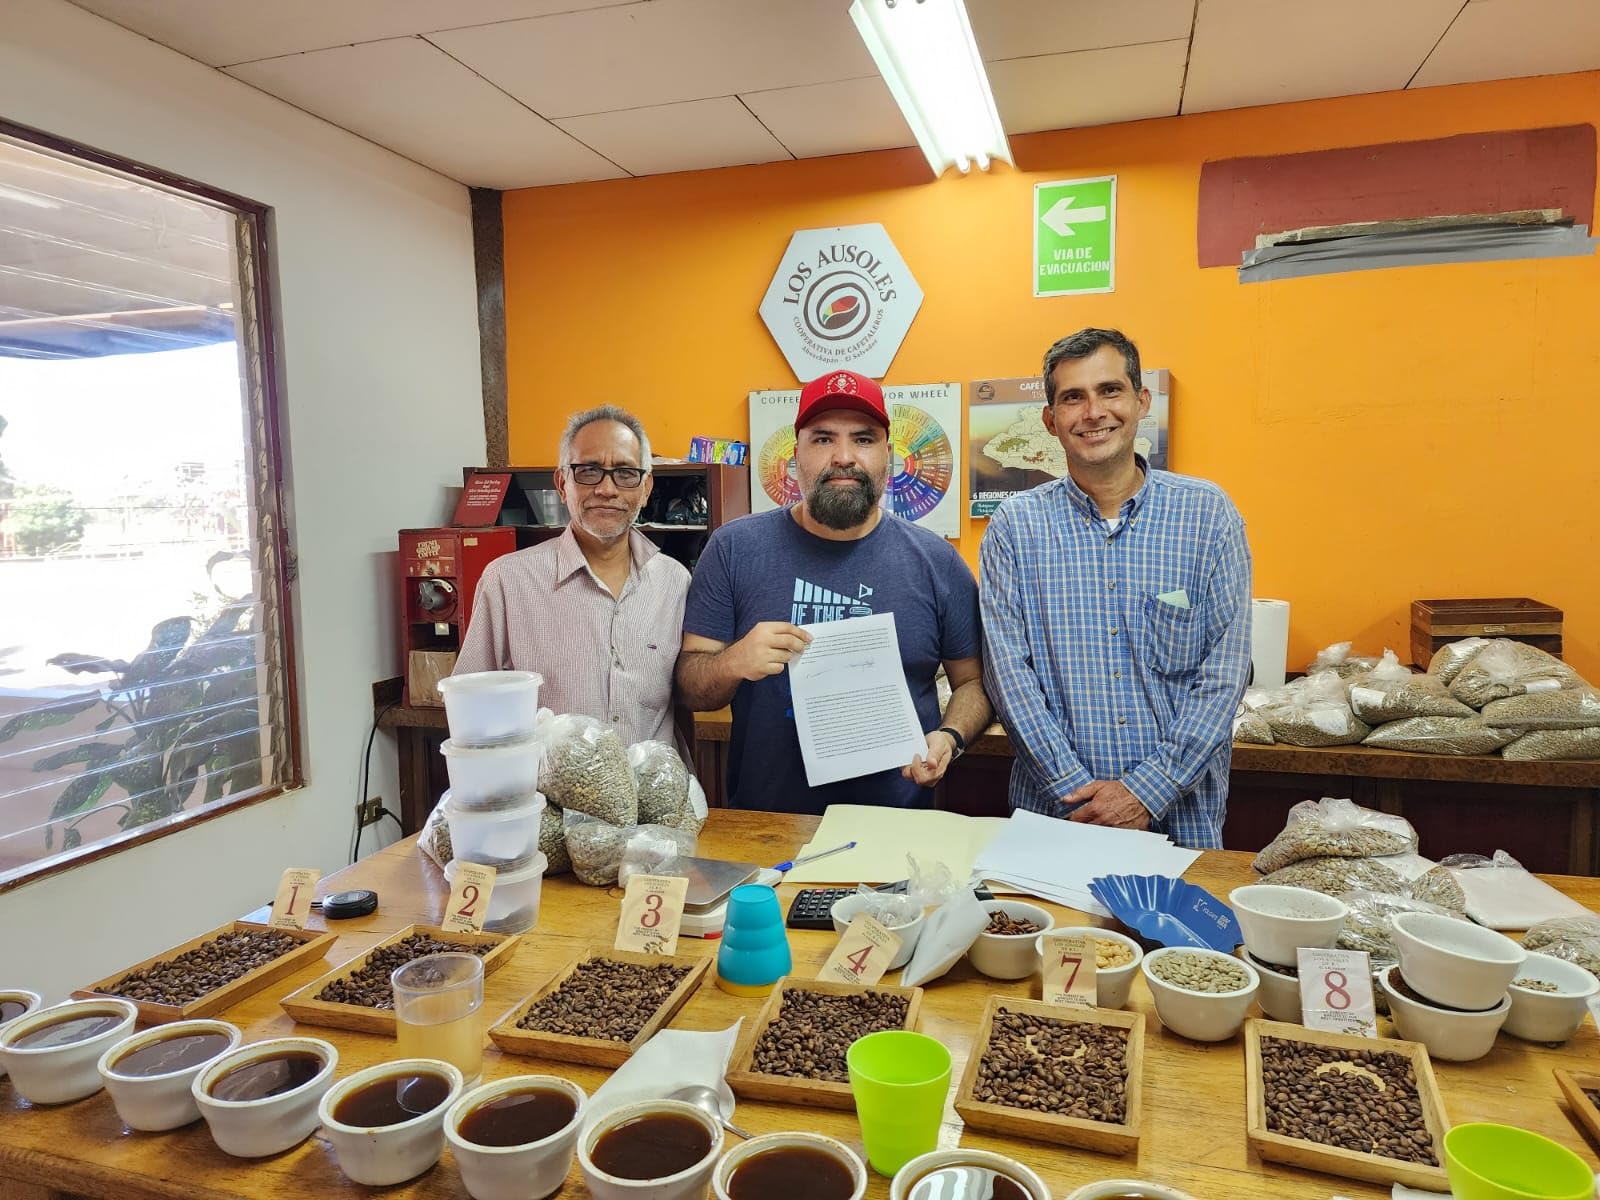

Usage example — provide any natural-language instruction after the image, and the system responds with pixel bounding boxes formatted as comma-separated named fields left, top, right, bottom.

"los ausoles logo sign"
left=759, top=223, right=923, bottom=381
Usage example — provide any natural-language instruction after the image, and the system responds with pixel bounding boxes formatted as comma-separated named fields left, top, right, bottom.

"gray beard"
left=806, top=468, right=881, bottom=530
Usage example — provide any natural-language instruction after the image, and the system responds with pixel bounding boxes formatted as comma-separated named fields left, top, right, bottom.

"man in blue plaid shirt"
left=979, top=328, right=1251, bottom=848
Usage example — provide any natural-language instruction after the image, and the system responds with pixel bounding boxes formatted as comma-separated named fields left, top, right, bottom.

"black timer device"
left=314, top=890, right=379, bottom=920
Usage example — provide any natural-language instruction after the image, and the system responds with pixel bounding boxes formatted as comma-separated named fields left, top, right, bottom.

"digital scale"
left=669, top=857, right=781, bottom=939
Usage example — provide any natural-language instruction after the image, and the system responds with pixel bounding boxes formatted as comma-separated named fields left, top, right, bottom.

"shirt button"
left=1113, top=670, right=1121, bottom=679
left=611, top=715, right=620, bottom=722
left=1108, top=582, right=1116, bottom=590
left=1118, top=716, right=1127, bottom=726
left=1110, top=627, right=1119, bottom=636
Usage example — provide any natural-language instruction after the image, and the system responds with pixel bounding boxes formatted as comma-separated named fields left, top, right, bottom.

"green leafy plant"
left=0, top=574, right=264, bottom=852
left=12, top=484, right=87, bottom=556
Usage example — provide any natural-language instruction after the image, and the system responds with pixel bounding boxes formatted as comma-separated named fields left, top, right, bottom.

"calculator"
left=785, top=882, right=992, bottom=930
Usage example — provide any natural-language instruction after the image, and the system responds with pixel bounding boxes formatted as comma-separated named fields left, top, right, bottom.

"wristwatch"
left=937, top=726, right=967, bottom=758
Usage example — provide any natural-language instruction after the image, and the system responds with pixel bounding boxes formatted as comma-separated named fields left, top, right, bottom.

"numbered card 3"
left=818, top=913, right=902, bottom=986
left=269, top=868, right=321, bottom=930
left=615, top=874, right=689, bottom=955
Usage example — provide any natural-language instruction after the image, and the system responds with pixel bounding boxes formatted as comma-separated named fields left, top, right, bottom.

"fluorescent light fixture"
left=0, top=183, right=61, bottom=210
left=850, top=0, right=1012, bottom=177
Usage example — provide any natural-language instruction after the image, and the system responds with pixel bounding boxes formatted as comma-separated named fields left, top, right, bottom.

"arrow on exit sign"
left=1040, top=196, right=1108, bottom=238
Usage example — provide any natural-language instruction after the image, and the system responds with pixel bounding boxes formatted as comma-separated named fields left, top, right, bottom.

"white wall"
left=0, top=0, right=485, bottom=999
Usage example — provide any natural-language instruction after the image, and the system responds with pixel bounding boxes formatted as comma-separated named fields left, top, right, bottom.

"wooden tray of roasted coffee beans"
left=1553, top=1068, right=1600, bottom=1147
left=488, top=948, right=712, bottom=1068
left=75, top=920, right=336, bottom=1025
left=1244, top=1019, right=1450, bottom=1190
left=726, top=976, right=924, bottom=1110
left=953, top=996, right=1144, bottom=1155
left=278, top=924, right=520, bottom=1034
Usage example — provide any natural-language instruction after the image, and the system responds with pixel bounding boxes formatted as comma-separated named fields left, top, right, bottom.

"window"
left=0, top=121, right=298, bottom=889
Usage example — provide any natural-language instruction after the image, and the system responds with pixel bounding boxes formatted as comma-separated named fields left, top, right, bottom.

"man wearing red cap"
left=676, top=370, right=990, bottom=814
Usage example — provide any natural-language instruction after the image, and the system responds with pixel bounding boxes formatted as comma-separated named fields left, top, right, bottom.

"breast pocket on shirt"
left=1141, top=592, right=1211, bottom=676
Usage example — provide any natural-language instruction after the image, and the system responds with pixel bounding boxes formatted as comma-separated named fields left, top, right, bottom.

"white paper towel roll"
left=1251, top=599, right=1291, bottom=689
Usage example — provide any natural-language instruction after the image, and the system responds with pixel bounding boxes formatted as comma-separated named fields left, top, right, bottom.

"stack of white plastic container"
left=435, top=670, right=548, bottom=933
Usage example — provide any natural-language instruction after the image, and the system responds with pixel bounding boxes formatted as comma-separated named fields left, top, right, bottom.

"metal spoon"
left=667, top=1084, right=753, bottom=1140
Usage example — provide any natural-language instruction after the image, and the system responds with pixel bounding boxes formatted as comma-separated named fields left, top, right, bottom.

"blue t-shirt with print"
left=683, top=507, right=981, bottom=814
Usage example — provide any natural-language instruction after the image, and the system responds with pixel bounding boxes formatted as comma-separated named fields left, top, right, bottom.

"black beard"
left=806, top=466, right=881, bottom=530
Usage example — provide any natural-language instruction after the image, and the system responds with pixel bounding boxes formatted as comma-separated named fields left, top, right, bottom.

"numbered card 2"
left=1041, top=932, right=1098, bottom=1009
left=442, top=863, right=498, bottom=933
left=615, top=874, right=689, bottom=955
left=818, top=913, right=902, bottom=987
left=1297, top=947, right=1377, bottom=1037
left=269, top=868, right=321, bottom=929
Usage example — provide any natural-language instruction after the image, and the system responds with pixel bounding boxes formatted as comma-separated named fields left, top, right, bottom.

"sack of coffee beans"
left=1523, top=915, right=1600, bottom=976
left=1233, top=709, right=1274, bottom=744
left=1426, top=637, right=1490, bottom=685
left=616, top=823, right=700, bottom=889
left=1337, top=890, right=1463, bottom=964
left=1482, top=688, right=1600, bottom=730
left=1503, top=726, right=1600, bottom=761
left=420, top=800, right=452, bottom=869
left=1409, top=864, right=1467, bottom=913
left=540, top=801, right=571, bottom=875
left=1447, top=639, right=1581, bottom=709
left=1259, top=672, right=1371, bottom=747
left=539, top=714, right=638, bottom=825
left=628, top=740, right=691, bottom=826
left=1260, top=854, right=1407, bottom=897
left=1347, top=651, right=1475, bottom=725
left=1252, top=797, right=1417, bottom=874
left=1361, top=715, right=1518, bottom=756
left=564, top=814, right=695, bottom=887
left=1306, top=641, right=1381, bottom=681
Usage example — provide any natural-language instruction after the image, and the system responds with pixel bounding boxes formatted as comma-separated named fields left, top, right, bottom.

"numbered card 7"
left=1041, top=932, right=1098, bottom=1008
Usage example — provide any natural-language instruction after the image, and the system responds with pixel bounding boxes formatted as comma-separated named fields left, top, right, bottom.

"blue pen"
left=771, top=840, right=857, bottom=873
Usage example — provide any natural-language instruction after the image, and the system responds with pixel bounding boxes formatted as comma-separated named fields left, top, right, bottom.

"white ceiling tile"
left=989, top=40, right=1188, bottom=136
left=225, top=39, right=624, bottom=188
left=1182, top=0, right=1462, bottom=113
left=68, top=0, right=633, bottom=67
left=554, top=97, right=792, bottom=176
left=1411, top=0, right=1600, bottom=88
left=431, top=0, right=876, bottom=119
left=740, top=77, right=914, bottom=159
left=968, top=0, right=1195, bottom=60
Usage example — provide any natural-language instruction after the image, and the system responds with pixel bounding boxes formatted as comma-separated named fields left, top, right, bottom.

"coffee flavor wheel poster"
left=747, top=384, right=960, bottom=539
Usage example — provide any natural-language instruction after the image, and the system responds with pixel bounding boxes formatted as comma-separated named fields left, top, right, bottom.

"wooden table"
left=5, top=811, right=1600, bottom=1200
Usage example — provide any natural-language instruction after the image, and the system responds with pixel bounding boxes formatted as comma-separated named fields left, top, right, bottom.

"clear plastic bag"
left=1447, top=639, right=1581, bottom=709
left=846, top=855, right=962, bottom=928
left=1361, top=715, right=1518, bottom=756
left=1482, top=688, right=1600, bottom=730
left=1437, top=850, right=1589, bottom=929
left=1233, top=709, right=1274, bottom=744
left=540, top=714, right=638, bottom=825
left=563, top=812, right=627, bottom=886
left=540, top=801, right=571, bottom=876
left=1260, top=855, right=1407, bottom=897
left=1337, top=889, right=1463, bottom=965
left=628, top=740, right=691, bottom=826
left=1307, top=641, right=1381, bottom=681
left=1522, top=915, right=1600, bottom=976
left=1347, top=650, right=1475, bottom=725
left=1259, top=672, right=1371, bottom=747
left=1503, top=727, right=1600, bottom=761
left=615, top=824, right=700, bottom=889
left=419, top=799, right=452, bottom=870
left=1408, top=864, right=1466, bottom=913
left=1426, top=637, right=1490, bottom=686
left=1252, top=797, right=1417, bottom=874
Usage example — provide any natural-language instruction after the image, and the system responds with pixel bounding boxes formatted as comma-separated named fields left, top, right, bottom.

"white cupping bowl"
left=1390, top=912, right=1525, bottom=1011
left=1378, top=967, right=1508, bottom=1062
left=318, top=1058, right=465, bottom=1186
left=445, top=1075, right=587, bottom=1200
left=577, top=1099, right=723, bottom=1200
left=441, top=739, right=543, bottom=808
left=889, top=1149, right=1051, bottom=1200
left=1229, top=885, right=1347, bottom=968
left=98, top=1019, right=242, bottom=1131
left=715, top=1132, right=868, bottom=1200
left=0, top=998, right=137, bottom=1104
left=970, top=900, right=1056, bottom=981
left=1035, top=928, right=1144, bottom=1010
left=192, top=1037, right=338, bottom=1157
left=0, top=990, right=43, bottom=1079
left=1242, top=951, right=1303, bottom=1024
left=1503, top=952, right=1600, bottom=1044
left=1065, top=1182, right=1199, bottom=1200
left=439, top=671, right=542, bottom=746
left=831, top=894, right=925, bottom=971
left=1141, top=948, right=1260, bottom=1042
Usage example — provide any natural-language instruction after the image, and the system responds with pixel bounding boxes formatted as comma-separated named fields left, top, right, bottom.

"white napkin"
left=1448, top=863, right=1591, bottom=930
left=580, top=1020, right=743, bottom=1133
left=1391, top=1184, right=1449, bottom=1198
left=900, top=886, right=988, bottom=987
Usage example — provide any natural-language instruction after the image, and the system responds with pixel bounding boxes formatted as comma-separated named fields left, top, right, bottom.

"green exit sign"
left=1034, top=175, right=1116, bottom=297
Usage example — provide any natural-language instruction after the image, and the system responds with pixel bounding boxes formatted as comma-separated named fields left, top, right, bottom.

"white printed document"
left=789, top=613, right=926, bottom=787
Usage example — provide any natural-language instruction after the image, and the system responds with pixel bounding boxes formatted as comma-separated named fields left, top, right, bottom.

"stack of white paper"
left=972, top=810, right=1202, bottom=916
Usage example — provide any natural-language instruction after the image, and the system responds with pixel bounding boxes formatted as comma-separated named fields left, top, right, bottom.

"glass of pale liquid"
left=391, top=952, right=485, bottom=1082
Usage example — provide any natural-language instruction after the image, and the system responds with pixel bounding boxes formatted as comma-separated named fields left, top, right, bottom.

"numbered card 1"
left=442, top=863, right=498, bottom=934
left=269, top=868, right=321, bottom=929
left=1041, top=932, right=1098, bottom=1009
left=615, top=874, right=689, bottom=955
left=818, top=914, right=902, bottom=987
left=1297, top=947, right=1377, bottom=1036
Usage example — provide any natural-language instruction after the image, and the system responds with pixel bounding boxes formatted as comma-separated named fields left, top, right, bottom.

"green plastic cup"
left=1444, top=1123, right=1595, bottom=1200
left=846, top=1030, right=952, bottom=1177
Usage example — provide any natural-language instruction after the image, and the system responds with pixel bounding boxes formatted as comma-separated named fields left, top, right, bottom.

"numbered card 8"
left=1296, top=947, right=1377, bottom=1037
left=615, top=874, right=689, bottom=956
left=442, top=863, right=498, bottom=934
left=269, top=868, right=321, bottom=930
left=818, top=914, right=902, bottom=987
left=1041, top=932, right=1097, bottom=1008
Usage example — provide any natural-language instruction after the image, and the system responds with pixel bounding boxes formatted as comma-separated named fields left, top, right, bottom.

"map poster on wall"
left=749, top=383, right=961, bottom=539
left=968, top=370, right=1171, bottom=518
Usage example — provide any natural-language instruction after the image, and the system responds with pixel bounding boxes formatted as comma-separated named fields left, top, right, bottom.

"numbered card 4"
left=269, top=868, right=321, bottom=930
left=443, top=863, right=498, bottom=933
left=818, top=914, right=902, bottom=987
left=615, top=874, right=689, bottom=956
left=1297, top=947, right=1377, bottom=1037
left=1041, top=932, right=1098, bottom=1009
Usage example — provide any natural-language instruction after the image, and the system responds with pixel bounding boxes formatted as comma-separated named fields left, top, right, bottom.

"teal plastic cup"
left=846, top=1030, right=952, bottom=1177
left=716, top=885, right=792, bottom=997
left=1444, top=1123, right=1595, bottom=1200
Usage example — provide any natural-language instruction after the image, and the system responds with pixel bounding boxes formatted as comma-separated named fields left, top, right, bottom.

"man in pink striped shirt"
left=454, top=406, right=688, bottom=746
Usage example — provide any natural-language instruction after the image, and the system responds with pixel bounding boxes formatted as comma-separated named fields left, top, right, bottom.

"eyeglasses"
left=567, top=463, right=646, bottom=489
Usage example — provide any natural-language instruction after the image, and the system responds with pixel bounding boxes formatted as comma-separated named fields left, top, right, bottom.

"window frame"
left=0, top=116, right=302, bottom=893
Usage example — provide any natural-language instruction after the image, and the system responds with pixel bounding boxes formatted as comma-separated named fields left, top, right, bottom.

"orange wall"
left=504, top=71, right=1600, bottom=679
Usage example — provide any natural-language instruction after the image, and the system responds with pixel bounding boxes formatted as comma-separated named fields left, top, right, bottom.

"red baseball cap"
left=794, top=370, right=889, bottom=432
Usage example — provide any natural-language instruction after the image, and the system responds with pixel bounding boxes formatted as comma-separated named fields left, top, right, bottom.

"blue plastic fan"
left=1088, top=874, right=1241, bottom=952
